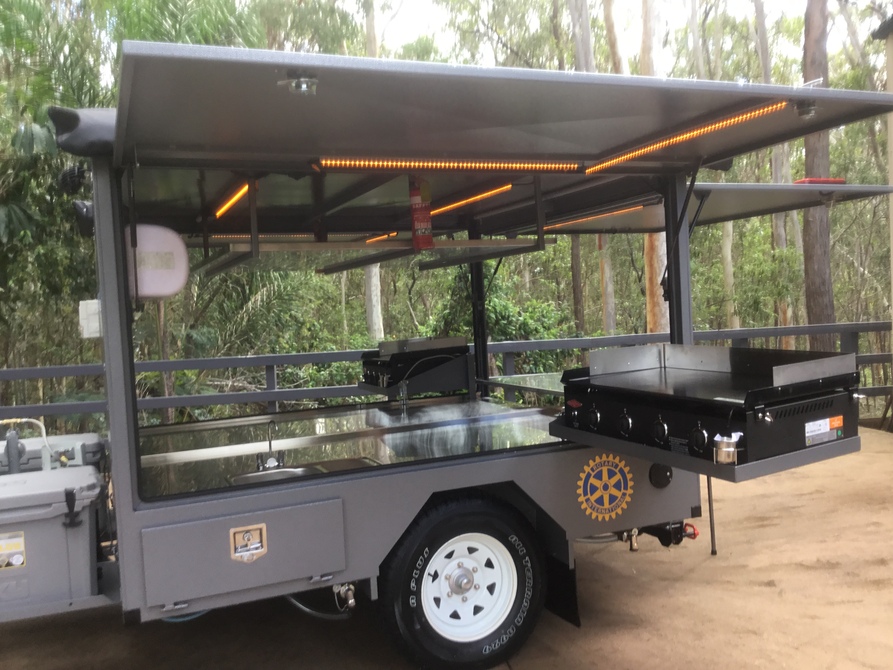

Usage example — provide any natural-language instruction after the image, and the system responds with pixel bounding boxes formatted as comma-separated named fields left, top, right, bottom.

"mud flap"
left=544, top=554, right=580, bottom=627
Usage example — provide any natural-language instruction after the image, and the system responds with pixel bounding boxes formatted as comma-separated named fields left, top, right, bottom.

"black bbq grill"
left=359, top=337, right=471, bottom=397
left=550, top=344, right=860, bottom=479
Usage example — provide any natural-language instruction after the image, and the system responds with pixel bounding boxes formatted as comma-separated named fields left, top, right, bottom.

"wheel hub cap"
left=448, top=567, right=474, bottom=595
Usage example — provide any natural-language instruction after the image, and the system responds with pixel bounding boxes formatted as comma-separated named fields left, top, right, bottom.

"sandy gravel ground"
left=1, top=429, right=891, bottom=670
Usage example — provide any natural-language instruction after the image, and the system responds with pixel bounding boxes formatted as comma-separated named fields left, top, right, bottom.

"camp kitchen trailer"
left=2, top=42, right=892, bottom=669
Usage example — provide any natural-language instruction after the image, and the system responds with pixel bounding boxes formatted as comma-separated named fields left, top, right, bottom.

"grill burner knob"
left=588, top=408, right=601, bottom=429
left=618, top=413, right=632, bottom=436
left=652, top=420, right=668, bottom=443
left=689, top=427, right=709, bottom=454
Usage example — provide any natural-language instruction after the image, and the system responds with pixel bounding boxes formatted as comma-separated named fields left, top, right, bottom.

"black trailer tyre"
left=380, top=498, right=546, bottom=669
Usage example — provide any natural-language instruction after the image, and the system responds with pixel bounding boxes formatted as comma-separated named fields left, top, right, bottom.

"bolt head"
left=474, top=584, right=480, bottom=590
left=458, top=562, right=463, bottom=568
left=472, top=567, right=477, bottom=573
left=462, top=596, right=468, bottom=602
left=447, top=592, right=452, bottom=597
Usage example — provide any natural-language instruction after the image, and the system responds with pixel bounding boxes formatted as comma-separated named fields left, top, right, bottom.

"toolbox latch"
left=62, top=488, right=82, bottom=528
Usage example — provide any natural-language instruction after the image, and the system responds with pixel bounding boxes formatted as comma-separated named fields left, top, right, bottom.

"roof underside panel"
left=115, top=41, right=893, bottom=173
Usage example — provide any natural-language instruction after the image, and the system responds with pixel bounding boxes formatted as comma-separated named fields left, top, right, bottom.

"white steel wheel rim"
left=420, top=532, right=518, bottom=643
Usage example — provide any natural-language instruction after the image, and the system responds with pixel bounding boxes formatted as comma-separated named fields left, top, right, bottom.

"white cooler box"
left=0, top=467, right=102, bottom=615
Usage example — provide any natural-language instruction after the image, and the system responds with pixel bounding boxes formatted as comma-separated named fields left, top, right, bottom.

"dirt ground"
left=1, top=429, right=891, bottom=670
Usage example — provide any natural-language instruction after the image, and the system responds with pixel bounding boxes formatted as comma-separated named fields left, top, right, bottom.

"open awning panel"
left=506, top=183, right=893, bottom=235
left=50, top=41, right=893, bottom=271
left=115, top=42, right=893, bottom=174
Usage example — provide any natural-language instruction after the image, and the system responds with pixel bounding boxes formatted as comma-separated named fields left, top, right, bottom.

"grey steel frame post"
left=664, top=172, right=695, bottom=346
left=468, top=217, right=489, bottom=397
left=664, top=171, right=717, bottom=554
left=92, top=157, right=144, bottom=614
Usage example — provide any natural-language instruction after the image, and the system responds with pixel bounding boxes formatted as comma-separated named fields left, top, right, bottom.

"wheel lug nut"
left=474, top=584, right=480, bottom=590
left=458, top=562, right=463, bottom=568
left=447, top=592, right=452, bottom=597
left=472, top=567, right=477, bottom=573
left=462, top=596, right=467, bottom=602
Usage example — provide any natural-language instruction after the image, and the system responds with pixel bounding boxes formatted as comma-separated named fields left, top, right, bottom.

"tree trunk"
left=640, top=0, right=669, bottom=334
left=721, top=220, right=740, bottom=329
left=363, top=0, right=378, bottom=58
left=551, top=0, right=565, bottom=72
left=571, top=236, right=585, bottom=335
left=341, top=271, right=348, bottom=338
left=603, top=0, right=628, bottom=74
left=689, top=0, right=706, bottom=78
left=365, top=266, right=384, bottom=341
left=599, top=235, right=616, bottom=334
left=755, top=0, right=795, bottom=347
left=363, top=0, right=384, bottom=342
left=803, top=0, right=835, bottom=352
left=597, top=0, right=621, bottom=334
left=565, top=0, right=605, bottom=338
left=640, top=0, right=654, bottom=76
left=567, top=0, right=595, bottom=72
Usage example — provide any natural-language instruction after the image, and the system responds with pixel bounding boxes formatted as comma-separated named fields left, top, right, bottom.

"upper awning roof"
left=50, top=41, right=893, bottom=273
left=112, top=41, right=893, bottom=173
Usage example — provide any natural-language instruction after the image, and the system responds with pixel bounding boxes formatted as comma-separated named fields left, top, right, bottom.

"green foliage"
left=250, top=0, right=362, bottom=53
left=422, top=263, right=573, bottom=373
left=432, top=0, right=572, bottom=68
left=105, top=0, right=266, bottom=49
left=393, top=35, right=446, bottom=62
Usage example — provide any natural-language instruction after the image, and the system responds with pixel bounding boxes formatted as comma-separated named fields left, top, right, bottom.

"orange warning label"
left=829, top=416, right=844, bottom=429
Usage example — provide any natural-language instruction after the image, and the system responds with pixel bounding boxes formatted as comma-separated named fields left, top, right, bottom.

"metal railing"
left=1, top=322, right=890, bottom=420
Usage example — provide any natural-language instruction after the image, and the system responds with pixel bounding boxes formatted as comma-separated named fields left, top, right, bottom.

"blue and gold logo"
left=577, top=454, right=633, bottom=521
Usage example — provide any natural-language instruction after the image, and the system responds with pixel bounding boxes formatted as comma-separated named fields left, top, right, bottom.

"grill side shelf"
left=549, top=421, right=860, bottom=483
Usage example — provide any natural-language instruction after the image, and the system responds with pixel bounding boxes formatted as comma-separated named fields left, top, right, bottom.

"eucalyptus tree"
left=639, top=0, right=670, bottom=335
left=803, top=0, right=835, bottom=352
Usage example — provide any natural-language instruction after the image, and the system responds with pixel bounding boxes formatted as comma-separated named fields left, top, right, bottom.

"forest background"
left=1, top=0, right=891, bottom=425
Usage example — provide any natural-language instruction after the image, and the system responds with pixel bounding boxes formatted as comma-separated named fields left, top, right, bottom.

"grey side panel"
left=130, top=442, right=698, bottom=620
left=141, top=499, right=344, bottom=607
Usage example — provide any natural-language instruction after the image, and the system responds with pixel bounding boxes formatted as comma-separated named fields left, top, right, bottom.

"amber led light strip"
left=365, top=184, right=514, bottom=244
left=430, top=184, right=513, bottom=216
left=215, top=183, right=250, bottom=218
left=544, top=205, right=644, bottom=231
left=366, top=232, right=398, bottom=244
left=584, top=101, right=789, bottom=175
left=319, top=158, right=579, bottom=173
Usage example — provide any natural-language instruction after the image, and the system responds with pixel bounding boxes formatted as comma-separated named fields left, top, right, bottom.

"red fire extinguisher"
left=409, top=177, right=434, bottom=251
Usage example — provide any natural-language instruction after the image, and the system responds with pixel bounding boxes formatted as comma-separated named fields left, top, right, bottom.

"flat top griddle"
left=561, top=344, right=859, bottom=410
left=585, top=368, right=760, bottom=407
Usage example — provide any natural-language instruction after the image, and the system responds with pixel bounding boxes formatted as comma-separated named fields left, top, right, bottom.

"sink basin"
left=231, top=465, right=324, bottom=486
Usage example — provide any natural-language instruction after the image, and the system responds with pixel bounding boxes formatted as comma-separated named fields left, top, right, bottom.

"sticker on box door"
left=805, top=416, right=844, bottom=446
left=577, top=454, right=634, bottom=521
left=0, top=532, right=26, bottom=569
left=230, top=523, right=267, bottom=563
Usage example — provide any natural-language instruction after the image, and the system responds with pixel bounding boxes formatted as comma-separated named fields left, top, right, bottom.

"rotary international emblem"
left=577, top=454, right=633, bottom=521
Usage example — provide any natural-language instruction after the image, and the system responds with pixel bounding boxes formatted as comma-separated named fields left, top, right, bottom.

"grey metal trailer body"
left=3, top=40, right=893, bottom=668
